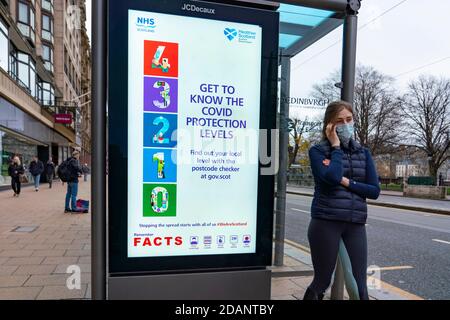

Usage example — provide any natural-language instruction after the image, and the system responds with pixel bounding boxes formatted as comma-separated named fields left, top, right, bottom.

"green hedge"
left=408, top=176, right=435, bottom=186
left=380, top=183, right=403, bottom=192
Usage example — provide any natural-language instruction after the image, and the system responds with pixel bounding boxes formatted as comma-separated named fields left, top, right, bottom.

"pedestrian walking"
left=58, top=150, right=82, bottom=213
left=29, top=156, right=44, bottom=192
left=81, top=163, right=90, bottom=182
left=303, top=101, right=380, bottom=300
left=8, top=156, right=25, bottom=197
left=45, top=157, right=56, bottom=188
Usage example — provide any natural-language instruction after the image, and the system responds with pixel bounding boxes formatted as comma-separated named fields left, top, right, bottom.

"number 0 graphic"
left=152, top=116, right=170, bottom=144
left=151, top=187, right=169, bottom=213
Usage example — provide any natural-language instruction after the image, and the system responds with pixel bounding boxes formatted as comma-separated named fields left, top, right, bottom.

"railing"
left=0, top=0, right=9, bottom=9
left=8, top=70, right=31, bottom=95
left=287, top=166, right=315, bottom=187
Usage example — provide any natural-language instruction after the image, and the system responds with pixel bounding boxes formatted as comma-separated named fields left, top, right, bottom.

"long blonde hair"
left=13, top=156, right=21, bottom=166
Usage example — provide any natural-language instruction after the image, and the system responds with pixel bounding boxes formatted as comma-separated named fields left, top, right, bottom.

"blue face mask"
left=336, top=123, right=354, bottom=146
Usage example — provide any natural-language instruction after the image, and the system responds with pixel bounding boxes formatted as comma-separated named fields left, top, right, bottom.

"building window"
left=39, top=81, right=54, bottom=106
left=42, top=0, right=54, bottom=14
left=17, top=0, right=35, bottom=45
left=42, top=44, right=53, bottom=72
left=41, top=13, right=53, bottom=43
left=9, top=50, right=36, bottom=97
left=18, top=2, right=28, bottom=23
left=0, top=19, right=8, bottom=72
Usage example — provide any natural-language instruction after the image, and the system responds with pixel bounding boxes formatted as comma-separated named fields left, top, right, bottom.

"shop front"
left=0, top=96, right=72, bottom=187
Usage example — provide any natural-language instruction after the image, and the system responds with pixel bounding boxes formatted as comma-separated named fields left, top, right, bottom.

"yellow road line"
left=368, top=276, right=424, bottom=300
left=368, top=266, right=413, bottom=271
left=285, top=239, right=310, bottom=253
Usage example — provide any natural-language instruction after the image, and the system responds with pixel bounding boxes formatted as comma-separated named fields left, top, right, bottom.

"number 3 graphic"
left=152, top=116, right=170, bottom=144
left=153, top=80, right=170, bottom=109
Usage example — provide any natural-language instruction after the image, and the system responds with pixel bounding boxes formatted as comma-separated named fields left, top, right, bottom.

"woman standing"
left=8, top=156, right=25, bottom=197
left=303, top=101, right=380, bottom=300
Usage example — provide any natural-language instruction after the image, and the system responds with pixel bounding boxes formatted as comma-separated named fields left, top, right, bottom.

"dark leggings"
left=11, top=176, right=21, bottom=194
left=307, top=218, right=369, bottom=300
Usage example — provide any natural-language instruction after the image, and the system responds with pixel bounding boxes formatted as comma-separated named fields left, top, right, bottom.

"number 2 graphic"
left=152, top=116, right=170, bottom=144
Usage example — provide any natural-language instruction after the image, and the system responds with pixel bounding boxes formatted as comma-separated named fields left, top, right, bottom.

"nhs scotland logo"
left=224, top=28, right=237, bottom=41
left=136, top=17, right=156, bottom=33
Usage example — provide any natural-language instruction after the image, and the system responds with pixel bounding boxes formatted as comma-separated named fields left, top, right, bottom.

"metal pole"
left=91, top=0, right=107, bottom=300
left=279, top=0, right=349, bottom=12
left=274, top=52, right=290, bottom=266
left=330, top=9, right=358, bottom=301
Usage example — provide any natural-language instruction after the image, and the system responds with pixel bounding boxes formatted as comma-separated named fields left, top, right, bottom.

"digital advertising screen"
left=128, top=9, right=262, bottom=258
left=108, top=0, right=278, bottom=274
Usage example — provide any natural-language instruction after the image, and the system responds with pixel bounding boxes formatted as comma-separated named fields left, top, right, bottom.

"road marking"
left=366, top=276, right=424, bottom=300
left=291, top=208, right=310, bottom=214
left=284, top=239, right=424, bottom=300
left=368, top=204, right=449, bottom=217
left=367, top=266, right=413, bottom=271
left=432, top=239, right=450, bottom=245
left=285, top=239, right=310, bottom=253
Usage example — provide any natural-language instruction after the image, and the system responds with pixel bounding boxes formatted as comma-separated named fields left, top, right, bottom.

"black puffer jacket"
left=309, top=139, right=380, bottom=224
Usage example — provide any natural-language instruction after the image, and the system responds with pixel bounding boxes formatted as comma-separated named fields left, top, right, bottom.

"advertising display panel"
left=108, top=0, right=278, bottom=274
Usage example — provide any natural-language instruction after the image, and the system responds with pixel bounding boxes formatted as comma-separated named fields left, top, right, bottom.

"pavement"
left=0, top=180, right=428, bottom=300
left=286, top=185, right=450, bottom=215
left=0, top=179, right=91, bottom=300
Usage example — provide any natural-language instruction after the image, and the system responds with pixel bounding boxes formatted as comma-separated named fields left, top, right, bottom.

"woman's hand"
left=326, top=123, right=340, bottom=147
left=341, top=177, right=350, bottom=187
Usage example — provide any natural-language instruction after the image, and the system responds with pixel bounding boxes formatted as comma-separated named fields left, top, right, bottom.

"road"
left=285, top=193, right=450, bottom=300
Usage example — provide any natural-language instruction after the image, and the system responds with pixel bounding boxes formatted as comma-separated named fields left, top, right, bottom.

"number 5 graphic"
left=152, top=116, right=170, bottom=144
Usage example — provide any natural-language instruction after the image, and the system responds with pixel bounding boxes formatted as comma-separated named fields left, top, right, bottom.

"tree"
left=399, top=75, right=450, bottom=181
left=288, top=117, right=320, bottom=167
left=311, top=65, right=403, bottom=155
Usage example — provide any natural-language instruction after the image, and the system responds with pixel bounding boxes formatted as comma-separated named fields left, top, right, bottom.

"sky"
left=290, top=0, right=450, bottom=97
left=85, top=0, right=450, bottom=95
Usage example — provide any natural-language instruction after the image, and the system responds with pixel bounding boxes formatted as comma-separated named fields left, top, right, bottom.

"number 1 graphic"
left=152, top=152, right=165, bottom=179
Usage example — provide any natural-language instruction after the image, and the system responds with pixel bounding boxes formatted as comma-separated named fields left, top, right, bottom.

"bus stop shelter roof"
left=278, top=3, right=344, bottom=57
